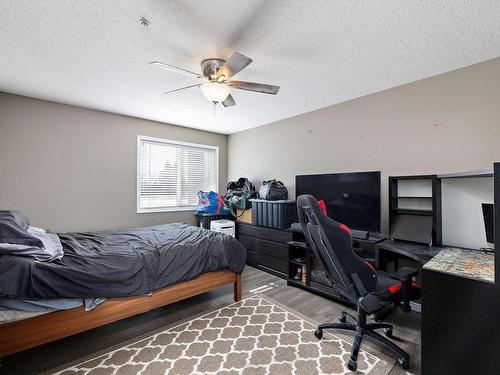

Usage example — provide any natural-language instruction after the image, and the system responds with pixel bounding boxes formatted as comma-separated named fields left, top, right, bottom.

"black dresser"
left=236, top=222, right=292, bottom=279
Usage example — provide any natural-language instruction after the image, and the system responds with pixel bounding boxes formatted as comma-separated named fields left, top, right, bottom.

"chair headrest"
left=298, top=194, right=331, bottom=221
left=297, top=194, right=321, bottom=215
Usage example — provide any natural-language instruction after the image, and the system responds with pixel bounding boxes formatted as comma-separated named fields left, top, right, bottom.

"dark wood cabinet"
left=236, top=222, right=292, bottom=278
left=422, top=269, right=500, bottom=375
left=402, top=165, right=500, bottom=372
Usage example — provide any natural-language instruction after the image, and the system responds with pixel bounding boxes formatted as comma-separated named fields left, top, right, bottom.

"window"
left=137, top=135, right=218, bottom=212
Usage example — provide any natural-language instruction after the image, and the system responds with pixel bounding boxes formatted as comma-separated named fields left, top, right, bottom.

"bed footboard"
left=0, top=269, right=240, bottom=358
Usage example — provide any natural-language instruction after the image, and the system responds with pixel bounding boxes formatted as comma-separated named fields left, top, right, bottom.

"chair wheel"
left=384, top=327, right=393, bottom=338
left=338, top=314, right=347, bottom=323
left=348, top=360, right=357, bottom=371
left=398, top=358, right=410, bottom=370
left=314, top=329, right=323, bottom=340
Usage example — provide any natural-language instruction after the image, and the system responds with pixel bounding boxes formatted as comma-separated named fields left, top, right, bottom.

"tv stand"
left=288, top=225, right=385, bottom=264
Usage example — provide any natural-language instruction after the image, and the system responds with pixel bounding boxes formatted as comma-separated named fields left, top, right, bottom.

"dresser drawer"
left=237, top=222, right=292, bottom=243
left=258, top=253, right=288, bottom=274
left=238, top=235, right=288, bottom=260
left=246, top=249, right=258, bottom=267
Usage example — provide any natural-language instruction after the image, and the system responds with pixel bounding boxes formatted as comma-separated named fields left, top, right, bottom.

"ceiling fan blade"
left=229, top=80, right=280, bottom=95
left=163, top=84, right=201, bottom=95
left=149, top=61, right=202, bottom=79
left=222, top=94, right=236, bottom=107
left=217, top=52, right=253, bottom=80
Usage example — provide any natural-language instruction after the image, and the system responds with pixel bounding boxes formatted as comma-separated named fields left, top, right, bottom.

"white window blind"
left=137, top=136, right=218, bottom=212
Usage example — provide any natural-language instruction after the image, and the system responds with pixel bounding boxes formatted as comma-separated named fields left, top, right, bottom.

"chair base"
left=314, top=311, right=410, bottom=372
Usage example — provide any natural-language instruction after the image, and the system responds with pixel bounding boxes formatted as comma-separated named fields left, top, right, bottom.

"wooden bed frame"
left=0, top=269, right=241, bottom=358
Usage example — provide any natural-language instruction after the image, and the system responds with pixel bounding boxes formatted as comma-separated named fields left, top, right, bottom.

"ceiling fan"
left=149, top=52, right=280, bottom=107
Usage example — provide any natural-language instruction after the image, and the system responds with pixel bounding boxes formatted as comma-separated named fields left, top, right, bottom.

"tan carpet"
left=51, top=295, right=394, bottom=375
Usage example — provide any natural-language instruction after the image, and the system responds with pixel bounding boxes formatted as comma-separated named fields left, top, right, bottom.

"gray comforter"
left=0, top=223, right=246, bottom=299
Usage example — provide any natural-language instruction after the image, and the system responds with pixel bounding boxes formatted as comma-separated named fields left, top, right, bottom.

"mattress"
left=0, top=309, right=48, bottom=325
left=0, top=297, right=105, bottom=325
left=0, top=223, right=247, bottom=299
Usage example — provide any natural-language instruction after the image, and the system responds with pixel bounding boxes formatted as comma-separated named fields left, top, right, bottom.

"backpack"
left=195, top=191, right=231, bottom=216
left=259, top=180, right=288, bottom=201
left=224, top=178, right=259, bottom=216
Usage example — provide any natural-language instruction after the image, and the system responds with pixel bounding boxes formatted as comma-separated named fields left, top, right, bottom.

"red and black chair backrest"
left=297, top=195, right=377, bottom=303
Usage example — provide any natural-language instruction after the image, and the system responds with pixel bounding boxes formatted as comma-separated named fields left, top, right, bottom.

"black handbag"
left=259, top=180, right=288, bottom=201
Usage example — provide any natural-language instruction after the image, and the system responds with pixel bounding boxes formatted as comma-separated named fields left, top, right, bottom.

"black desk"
left=421, top=249, right=498, bottom=375
left=375, top=239, right=442, bottom=269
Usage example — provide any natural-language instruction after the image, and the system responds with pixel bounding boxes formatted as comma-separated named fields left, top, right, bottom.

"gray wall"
left=0, top=93, right=228, bottom=232
left=228, top=57, right=500, bottom=234
left=441, top=177, right=494, bottom=250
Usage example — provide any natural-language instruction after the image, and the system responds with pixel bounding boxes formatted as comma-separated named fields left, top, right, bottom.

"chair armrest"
left=389, top=267, right=419, bottom=282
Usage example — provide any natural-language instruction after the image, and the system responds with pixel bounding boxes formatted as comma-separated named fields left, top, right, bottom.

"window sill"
left=137, top=207, right=198, bottom=214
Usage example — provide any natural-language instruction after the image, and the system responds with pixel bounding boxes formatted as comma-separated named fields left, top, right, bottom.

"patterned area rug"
left=52, top=296, right=394, bottom=374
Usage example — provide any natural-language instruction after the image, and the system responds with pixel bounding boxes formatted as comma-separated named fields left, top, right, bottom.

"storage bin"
left=236, top=208, right=253, bottom=224
left=195, top=214, right=232, bottom=229
left=250, top=199, right=297, bottom=229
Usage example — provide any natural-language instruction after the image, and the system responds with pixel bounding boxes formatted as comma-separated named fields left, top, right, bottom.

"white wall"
left=228, top=57, right=500, bottom=234
left=441, top=177, right=494, bottom=250
left=0, top=93, right=228, bottom=232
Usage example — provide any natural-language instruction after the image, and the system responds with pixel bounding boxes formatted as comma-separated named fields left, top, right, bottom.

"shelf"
left=287, top=279, right=349, bottom=305
left=287, top=279, right=306, bottom=287
left=393, top=208, right=433, bottom=216
left=437, top=170, right=493, bottom=179
left=355, top=254, right=376, bottom=263
left=390, top=175, right=436, bottom=180
left=287, top=240, right=310, bottom=249
left=396, top=196, right=433, bottom=199
left=353, top=249, right=375, bottom=262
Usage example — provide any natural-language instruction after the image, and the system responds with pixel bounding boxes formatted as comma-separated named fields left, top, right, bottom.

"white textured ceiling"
left=1, top=1, right=499, bottom=134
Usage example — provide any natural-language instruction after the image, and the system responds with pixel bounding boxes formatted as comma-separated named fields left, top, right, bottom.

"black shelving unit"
left=389, top=175, right=442, bottom=246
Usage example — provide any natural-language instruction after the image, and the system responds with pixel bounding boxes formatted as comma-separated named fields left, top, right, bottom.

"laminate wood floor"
left=1, top=267, right=421, bottom=375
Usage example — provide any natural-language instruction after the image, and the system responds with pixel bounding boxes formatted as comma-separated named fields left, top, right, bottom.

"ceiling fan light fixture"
left=150, top=52, right=279, bottom=108
left=200, top=82, right=230, bottom=103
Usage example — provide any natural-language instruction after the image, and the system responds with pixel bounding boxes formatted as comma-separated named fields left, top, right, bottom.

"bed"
left=0, top=222, right=246, bottom=358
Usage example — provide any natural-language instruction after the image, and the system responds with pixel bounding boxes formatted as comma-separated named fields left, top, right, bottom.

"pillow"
left=0, top=220, right=43, bottom=247
left=0, top=210, right=31, bottom=231
left=0, top=227, right=63, bottom=262
left=27, top=227, right=64, bottom=261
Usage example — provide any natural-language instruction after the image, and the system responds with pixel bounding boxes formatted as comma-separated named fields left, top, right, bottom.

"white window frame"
left=136, top=135, right=219, bottom=213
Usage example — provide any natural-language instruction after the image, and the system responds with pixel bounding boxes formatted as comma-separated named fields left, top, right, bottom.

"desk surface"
left=423, top=248, right=494, bottom=283
left=375, top=239, right=441, bottom=264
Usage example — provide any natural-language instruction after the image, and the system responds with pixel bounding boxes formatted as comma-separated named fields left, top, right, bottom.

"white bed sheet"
left=0, top=309, right=48, bottom=325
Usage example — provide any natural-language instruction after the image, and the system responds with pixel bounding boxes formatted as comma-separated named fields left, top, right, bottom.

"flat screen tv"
left=295, top=171, right=381, bottom=232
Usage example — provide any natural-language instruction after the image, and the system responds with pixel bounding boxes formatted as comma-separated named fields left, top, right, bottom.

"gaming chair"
left=297, top=194, right=421, bottom=371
